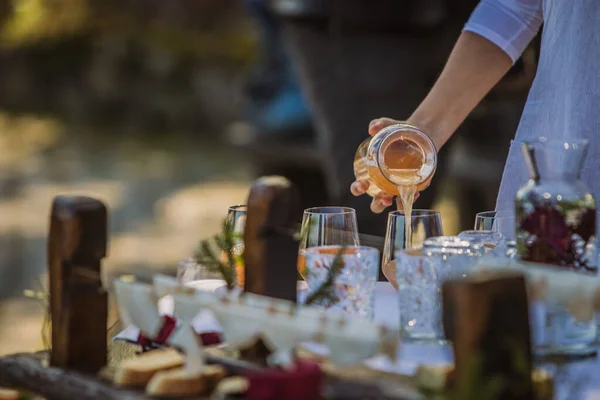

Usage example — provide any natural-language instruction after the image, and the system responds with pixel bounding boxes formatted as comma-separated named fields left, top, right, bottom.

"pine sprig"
left=23, top=277, right=51, bottom=351
left=304, top=246, right=346, bottom=306
left=194, top=219, right=240, bottom=289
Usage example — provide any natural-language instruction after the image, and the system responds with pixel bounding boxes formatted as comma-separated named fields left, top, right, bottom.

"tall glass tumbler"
left=304, top=245, right=379, bottom=319
left=396, top=236, right=483, bottom=343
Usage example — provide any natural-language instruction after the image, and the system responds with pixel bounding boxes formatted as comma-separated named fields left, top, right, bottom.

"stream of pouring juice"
left=381, top=182, right=417, bottom=288
left=379, top=142, right=423, bottom=287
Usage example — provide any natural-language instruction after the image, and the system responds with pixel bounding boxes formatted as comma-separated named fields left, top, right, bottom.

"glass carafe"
left=515, top=138, right=597, bottom=356
left=353, top=123, right=437, bottom=197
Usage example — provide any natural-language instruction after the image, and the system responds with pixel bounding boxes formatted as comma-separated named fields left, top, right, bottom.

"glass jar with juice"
left=353, top=123, right=437, bottom=259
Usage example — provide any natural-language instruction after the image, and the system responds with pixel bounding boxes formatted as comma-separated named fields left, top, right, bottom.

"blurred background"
left=0, top=0, right=536, bottom=354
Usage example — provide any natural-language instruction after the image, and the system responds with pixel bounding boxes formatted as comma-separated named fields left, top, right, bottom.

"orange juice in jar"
left=353, top=123, right=437, bottom=196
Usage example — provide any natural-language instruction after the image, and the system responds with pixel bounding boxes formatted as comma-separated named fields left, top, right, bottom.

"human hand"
left=350, top=118, right=420, bottom=214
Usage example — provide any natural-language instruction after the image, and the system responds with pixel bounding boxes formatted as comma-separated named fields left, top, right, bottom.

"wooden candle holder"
left=244, top=176, right=301, bottom=302
left=442, top=271, right=534, bottom=400
left=48, top=196, right=108, bottom=373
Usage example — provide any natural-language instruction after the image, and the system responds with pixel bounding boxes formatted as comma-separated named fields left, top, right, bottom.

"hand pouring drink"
left=354, top=123, right=437, bottom=249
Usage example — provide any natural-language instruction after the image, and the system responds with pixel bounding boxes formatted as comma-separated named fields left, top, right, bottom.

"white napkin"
left=113, top=280, right=453, bottom=374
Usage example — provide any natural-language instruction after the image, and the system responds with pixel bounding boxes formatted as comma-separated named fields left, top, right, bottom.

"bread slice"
left=113, top=348, right=185, bottom=388
left=214, top=376, right=249, bottom=396
left=0, top=388, right=19, bottom=400
left=146, top=365, right=226, bottom=397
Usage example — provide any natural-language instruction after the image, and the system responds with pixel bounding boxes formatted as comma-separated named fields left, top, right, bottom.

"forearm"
left=408, top=31, right=513, bottom=149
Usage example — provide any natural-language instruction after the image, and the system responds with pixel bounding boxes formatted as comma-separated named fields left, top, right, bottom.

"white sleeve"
left=463, top=0, right=543, bottom=63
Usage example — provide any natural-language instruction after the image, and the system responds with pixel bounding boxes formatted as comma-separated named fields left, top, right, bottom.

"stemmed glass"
left=474, top=210, right=516, bottom=238
left=177, top=205, right=246, bottom=287
left=297, top=207, right=360, bottom=279
left=221, top=205, right=247, bottom=286
left=468, top=210, right=517, bottom=257
left=382, top=210, right=443, bottom=288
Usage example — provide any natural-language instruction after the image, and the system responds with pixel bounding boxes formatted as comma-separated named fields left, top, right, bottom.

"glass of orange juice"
left=297, top=207, right=360, bottom=279
left=220, top=205, right=246, bottom=287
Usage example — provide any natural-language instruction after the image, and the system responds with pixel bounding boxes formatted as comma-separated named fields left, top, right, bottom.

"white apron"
left=494, top=0, right=600, bottom=226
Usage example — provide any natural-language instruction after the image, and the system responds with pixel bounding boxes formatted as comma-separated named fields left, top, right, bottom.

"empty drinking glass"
left=304, top=245, right=379, bottom=319
left=298, top=207, right=360, bottom=279
left=475, top=210, right=516, bottom=238
left=474, top=210, right=517, bottom=257
left=395, top=236, right=483, bottom=343
left=382, top=210, right=443, bottom=289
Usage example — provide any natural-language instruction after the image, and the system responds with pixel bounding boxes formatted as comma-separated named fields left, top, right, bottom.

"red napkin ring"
left=135, top=315, right=177, bottom=349
left=246, top=361, right=323, bottom=400
left=135, top=315, right=223, bottom=350
left=198, top=331, right=223, bottom=346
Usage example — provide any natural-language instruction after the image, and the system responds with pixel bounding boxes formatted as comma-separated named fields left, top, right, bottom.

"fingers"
left=350, top=180, right=370, bottom=196
left=368, top=118, right=400, bottom=136
left=370, top=193, right=394, bottom=214
left=372, top=191, right=420, bottom=213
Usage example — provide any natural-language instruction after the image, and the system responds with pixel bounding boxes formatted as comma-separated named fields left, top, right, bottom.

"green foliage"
left=427, top=342, right=531, bottom=400
left=23, top=277, right=50, bottom=351
left=304, top=246, right=346, bottom=307
left=194, top=219, right=241, bottom=290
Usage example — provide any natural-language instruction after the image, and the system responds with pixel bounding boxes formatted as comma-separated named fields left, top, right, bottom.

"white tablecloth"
left=115, top=280, right=453, bottom=375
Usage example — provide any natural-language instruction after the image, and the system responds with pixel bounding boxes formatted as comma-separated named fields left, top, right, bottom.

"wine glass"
left=473, top=210, right=517, bottom=257
left=474, top=210, right=515, bottom=238
left=297, top=207, right=360, bottom=279
left=178, top=205, right=246, bottom=287
left=382, top=209, right=443, bottom=289
left=222, top=205, right=246, bottom=286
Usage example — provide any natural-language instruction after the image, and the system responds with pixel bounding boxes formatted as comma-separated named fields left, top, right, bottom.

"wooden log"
left=48, top=196, right=108, bottom=373
left=442, top=271, right=534, bottom=400
left=0, top=353, right=149, bottom=400
left=243, top=176, right=301, bottom=302
left=0, top=349, right=418, bottom=400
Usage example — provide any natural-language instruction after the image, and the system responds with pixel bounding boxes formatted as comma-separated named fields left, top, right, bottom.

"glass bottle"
left=353, top=123, right=437, bottom=197
left=515, top=138, right=597, bottom=356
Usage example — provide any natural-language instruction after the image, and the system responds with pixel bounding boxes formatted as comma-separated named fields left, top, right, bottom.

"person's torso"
left=496, top=0, right=600, bottom=212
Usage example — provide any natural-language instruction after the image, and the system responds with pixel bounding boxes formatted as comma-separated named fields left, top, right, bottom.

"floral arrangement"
left=518, top=202, right=596, bottom=272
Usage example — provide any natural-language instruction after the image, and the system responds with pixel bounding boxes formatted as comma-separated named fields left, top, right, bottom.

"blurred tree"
left=0, top=0, right=259, bottom=134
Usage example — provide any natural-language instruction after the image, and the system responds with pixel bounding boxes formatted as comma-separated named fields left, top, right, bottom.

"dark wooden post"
left=442, top=271, right=534, bottom=400
left=48, top=196, right=108, bottom=373
left=244, top=176, right=301, bottom=302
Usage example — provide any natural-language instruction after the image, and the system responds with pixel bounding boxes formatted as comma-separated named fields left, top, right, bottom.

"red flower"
left=521, top=206, right=568, bottom=242
left=572, top=208, right=596, bottom=242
